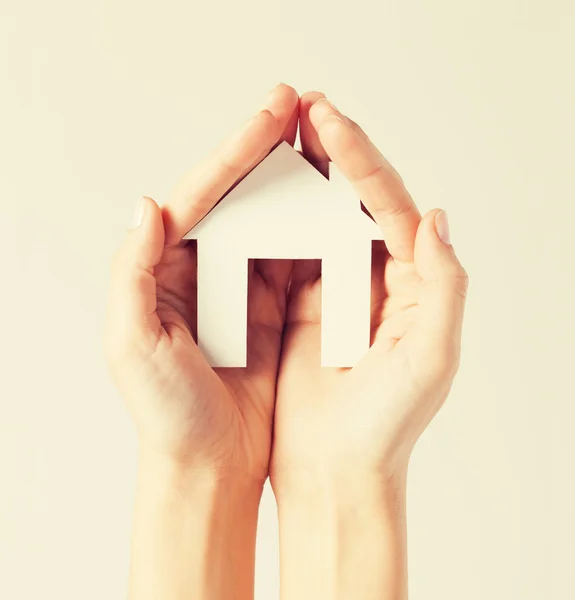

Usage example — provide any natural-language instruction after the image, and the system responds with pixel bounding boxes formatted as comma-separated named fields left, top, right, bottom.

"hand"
left=272, top=93, right=469, bottom=488
left=269, top=92, right=468, bottom=600
left=104, top=83, right=299, bottom=485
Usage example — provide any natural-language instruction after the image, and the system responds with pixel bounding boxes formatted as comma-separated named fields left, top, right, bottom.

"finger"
left=411, top=209, right=469, bottom=379
left=282, top=91, right=300, bottom=146
left=106, top=197, right=165, bottom=357
left=254, top=258, right=293, bottom=294
left=260, top=81, right=299, bottom=145
left=283, top=256, right=321, bottom=369
left=286, top=92, right=327, bottom=294
left=282, top=260, right=323, bottom=370
left=370, top=239, right=389, bottom=331
left=285, top=260, right=322, bottom=331
left=299, top=91, right=330, bottom=177
left=252, top=94, right=298, bottom=288
left=290, top=259, right=322, bottom=298
left=308, top=98, right=421, bottom=262
left=163, top=83, right=299, bottom=246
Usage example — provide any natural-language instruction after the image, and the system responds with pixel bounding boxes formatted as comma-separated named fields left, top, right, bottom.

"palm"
left=273, top=250, right=419, bottom=472
left=148, top=242, right=291, bottom=479
left=272, top=92, right=466, bottom=479
left=106, top=84, right=301, bottom=480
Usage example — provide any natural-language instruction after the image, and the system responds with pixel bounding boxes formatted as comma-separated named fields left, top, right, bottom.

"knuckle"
left=440, top=264, right=469, bottom=301
left=452, top=268, right=469, bottom=300
left=346, top=117, right=365, bottom=136
left=373, top=195, right=411, bottom=220
left=335, top=124, right=365, bottom=157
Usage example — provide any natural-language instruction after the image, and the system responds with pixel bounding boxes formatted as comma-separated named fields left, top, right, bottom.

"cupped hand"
left=105, top=84, right=298, bottom=485
left=271, top=93, right=469, bottom=488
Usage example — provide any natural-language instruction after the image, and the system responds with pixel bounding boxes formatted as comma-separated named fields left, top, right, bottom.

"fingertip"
left=308, top=96, right=349, bottom=131
left=109, top=196, right=164, bottom=341
left=434, top=209, right=451, bottom=246
left=300, top=91, right=326, bottom=112
left=140, top=195, right=162, bottom=229
left=312, top=111, right=364, bottom=169
left=283, top=97, right=300, bottom=146
left=308, top=97, right=335, bottom=129
left=134, top=195, right=165, bottom=267
left=421, top=208, right=452, bottom=248
left=131, top=197, right=146, bottom=230
left=420, top=208, right=444, bottom=238
left=415, top=209, right=464, bottom=279
left=299, top=91, right=330, bottom=174
left=130, top=195, right=158, bottom=233
left=140, top=195, right=158, bottom=220
left=260, top=83, right=299, bottom=123
left=276, top=82, right=299, bottom=99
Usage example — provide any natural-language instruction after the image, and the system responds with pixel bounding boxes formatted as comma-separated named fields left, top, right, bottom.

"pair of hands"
left=105, top=83, right=468, bottom=503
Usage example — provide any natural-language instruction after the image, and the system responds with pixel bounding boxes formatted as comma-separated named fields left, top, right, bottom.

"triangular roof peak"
left=183, top=141, right=383, bottom=244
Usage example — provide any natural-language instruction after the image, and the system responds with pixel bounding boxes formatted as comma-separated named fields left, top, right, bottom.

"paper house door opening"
left=183, top=141, right=384, bottom=367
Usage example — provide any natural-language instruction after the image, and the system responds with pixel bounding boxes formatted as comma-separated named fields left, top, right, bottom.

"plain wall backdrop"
left=1, top=1, right=573, bottom=598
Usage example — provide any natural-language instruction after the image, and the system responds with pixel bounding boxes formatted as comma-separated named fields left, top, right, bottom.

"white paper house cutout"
left=183, top=141, right=384, bottom=367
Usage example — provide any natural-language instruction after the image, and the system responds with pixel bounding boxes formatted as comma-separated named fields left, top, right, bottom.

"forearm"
left=128, top=449, right=263, bottom=600
left=275, top=469, right=408, bottom=600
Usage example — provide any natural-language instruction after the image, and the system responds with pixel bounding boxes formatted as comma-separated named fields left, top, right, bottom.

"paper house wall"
left=183, top=141, right=384, bottom=367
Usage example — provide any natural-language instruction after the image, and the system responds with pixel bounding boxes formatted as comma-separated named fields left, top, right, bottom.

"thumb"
left=106, top=196, right=165, bottom=360
left=411, top=209, right=469, bottom=379
left=127, top=195, right=165, bottom=270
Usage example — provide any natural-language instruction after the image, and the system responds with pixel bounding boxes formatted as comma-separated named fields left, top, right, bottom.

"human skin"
left=104, top=83, right=299, bottom=600
left=104, top=83, right=468, bottom=600
left=271, top=93, right=468, bottom=599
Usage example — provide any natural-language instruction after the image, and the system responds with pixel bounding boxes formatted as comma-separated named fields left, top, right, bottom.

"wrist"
left=137, top=444, right=265, bottom=502
left=274, top=468, right=409, bottom=600
left=271, top=461, right=408, bottom=507
left=129, top=446, right=263, bottom=600
left=274, top=467, right=407, bottom=521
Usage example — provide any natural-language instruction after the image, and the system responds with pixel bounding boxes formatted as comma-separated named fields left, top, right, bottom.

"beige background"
left=1, top=1, right=573, bottom=598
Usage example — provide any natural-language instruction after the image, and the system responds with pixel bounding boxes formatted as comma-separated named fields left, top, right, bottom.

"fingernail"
left=316, top=97, right=340, bottom=112
left=132, top=197, right=145, bottom=229
left=311, top=98, right=346, bottom=128
left=435, top=210, right=451, bottom=245
left=259, top=83, right=280, bottom=111
left=325, top=98, right=340, bottom=112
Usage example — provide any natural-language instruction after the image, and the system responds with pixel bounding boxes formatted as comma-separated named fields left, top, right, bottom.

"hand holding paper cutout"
left=104, top=84, right=298, bottom=484
left=272, top=94, right=469, bottom=487
left=104, top=86, right=469, bottom=600
left=270, top=93, right=469, bottom=600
